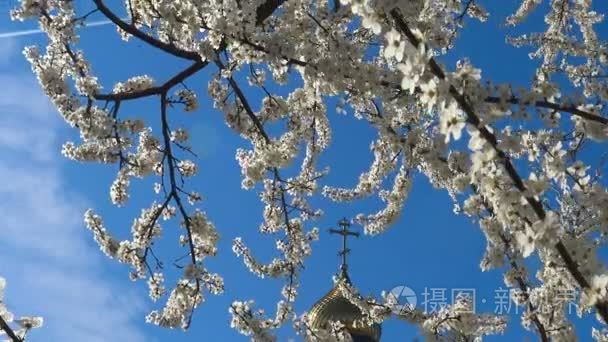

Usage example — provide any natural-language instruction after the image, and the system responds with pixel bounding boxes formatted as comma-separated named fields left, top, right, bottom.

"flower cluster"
left=176, top=89, right=199, bottom=112
left=113, top=75, right=155, bottom=94
left=0, top=277, right=43, bottom=340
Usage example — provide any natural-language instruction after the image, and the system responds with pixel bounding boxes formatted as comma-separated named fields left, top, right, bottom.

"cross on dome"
left=329, top=217, right=360, bottom=278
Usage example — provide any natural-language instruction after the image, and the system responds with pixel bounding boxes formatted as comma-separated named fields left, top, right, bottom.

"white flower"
left=583, top=274, right=608, bottom=307
left=384, top=29, right=405, bottom=61
left=525, top=172, right=548, bottom=197
left=467, top=127, right=485, bottom=151
left=440, top=101, right=466, bottom=143
left=15, top=316, right=44, bottom=329
left=188, top=192, right=202, bottom=205
left=113, top=75, right=154, bottom=94
left=147, top=273, right=166, bottom=302
left=419, top=78, right=439, bottom=110
left=171, top=128, right=190, bottom=143
left=110, top=171, right=130, bottom=206
left=176, top=89, right=199, bottom=112
left=398, top=63, right=418, bottom=93
left=515, top=229, right=536, bottom=257
left=177, top=160, right=198, bottom=177
left=361, top=13, right=381, bottom=34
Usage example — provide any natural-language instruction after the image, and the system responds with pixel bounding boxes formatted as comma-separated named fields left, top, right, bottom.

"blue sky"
left=0, top=1, right=606, bottom=341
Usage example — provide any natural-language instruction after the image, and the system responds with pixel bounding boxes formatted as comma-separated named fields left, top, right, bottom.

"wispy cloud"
left=0, top=38, right=147, bottom=342
left=0, top=19, right=114, bottom=39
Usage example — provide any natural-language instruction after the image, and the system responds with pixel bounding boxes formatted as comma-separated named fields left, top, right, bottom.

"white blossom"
left=113, top=75, right=154, bottom=94
left=178, top=160, right=198, bottom=177
left=0, top=277, right=43, bottom=339
left=383, top=29, right=405, bottom=61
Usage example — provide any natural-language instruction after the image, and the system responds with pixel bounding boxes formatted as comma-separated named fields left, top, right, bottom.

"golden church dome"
left=308, top=273, right=382, bottom=342
left=309, top=218, right=381, bottom=341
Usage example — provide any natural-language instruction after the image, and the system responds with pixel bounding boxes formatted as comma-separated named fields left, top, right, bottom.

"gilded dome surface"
left=308, top=276, right=381, bottom=342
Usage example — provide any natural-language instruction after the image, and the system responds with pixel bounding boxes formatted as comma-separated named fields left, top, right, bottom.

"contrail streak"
left=0, top=19, right=114, bottom=39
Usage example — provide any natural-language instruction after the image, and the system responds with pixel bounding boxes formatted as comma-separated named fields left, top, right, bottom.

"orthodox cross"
left=329, top=218, right=360, bottom=275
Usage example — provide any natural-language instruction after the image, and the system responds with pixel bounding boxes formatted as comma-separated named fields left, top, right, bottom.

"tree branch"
left=484, top=95, right=608, bottom=125
left=472, top=185, right=549, bottom=341
left=390, top=9, right=608, bottom=324
left=0, top=315, right=22, bottom=342
left=93, top=0, right=201, bottom=61
left=95, top=60, right=208, bottom=101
